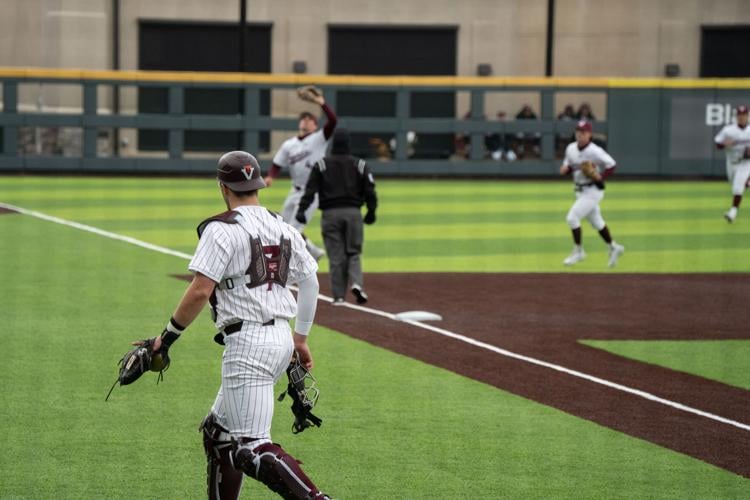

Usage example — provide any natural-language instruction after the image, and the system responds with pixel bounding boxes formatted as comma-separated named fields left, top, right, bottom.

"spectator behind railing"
left=557, top=104, right=577, bottom=157
left=454, top=111, right=517, bottom=161
left=514, top=104, right=541, bottom=159
left=577, top=102, right=596, bottom=121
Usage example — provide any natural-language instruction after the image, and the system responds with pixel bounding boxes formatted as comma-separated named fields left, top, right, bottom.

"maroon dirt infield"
left=312, top=273, right=750, bottom=478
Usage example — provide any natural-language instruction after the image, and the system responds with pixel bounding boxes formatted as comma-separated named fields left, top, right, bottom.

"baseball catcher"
left=296, top=85, right=324, bottom=104
left=278, top=353, right=322, bottom=434
left=104, top=322, right=181, bottom=401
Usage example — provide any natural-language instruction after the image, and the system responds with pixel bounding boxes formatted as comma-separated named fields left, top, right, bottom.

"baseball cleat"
left=563, top=249, right=585, bottom=266
left=608, top=243, right=625, bottom=268
left=724, top=210, right=736, bottom=223
left=351, top=285, right=368, bottom=304
left=331, top=298, right=345, bottom=306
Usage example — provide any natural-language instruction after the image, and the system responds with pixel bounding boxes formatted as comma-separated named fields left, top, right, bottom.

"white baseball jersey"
left=563, top=141, right=616, bottom=186
left=272, top=130, right=330, bottom=189
left=714, top=123, right=750, bottom=175
left=188, top=205, right=318, bottom=330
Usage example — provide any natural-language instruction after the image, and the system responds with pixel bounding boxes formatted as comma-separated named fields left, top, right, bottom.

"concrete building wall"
left=1, top=0, right=749, bottom=151
left=3, top=0, right=749, bottom=78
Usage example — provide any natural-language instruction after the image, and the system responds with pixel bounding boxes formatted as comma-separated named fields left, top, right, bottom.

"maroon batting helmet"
left=217, top=151, right=266, bottom=192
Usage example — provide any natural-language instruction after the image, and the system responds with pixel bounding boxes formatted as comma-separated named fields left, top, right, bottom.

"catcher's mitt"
left=105, top=337, right=170, bottom=401
left=277, top=354, right=322, bottom=434
left=297, top=85, right=323, bottom=104
left=580, top=160, right=599, bottom=180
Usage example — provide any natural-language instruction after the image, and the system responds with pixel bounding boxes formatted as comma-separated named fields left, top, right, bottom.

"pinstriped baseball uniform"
left=189, top=205, right=318, bottom=439
left=273, top=129, right=331, bottom=231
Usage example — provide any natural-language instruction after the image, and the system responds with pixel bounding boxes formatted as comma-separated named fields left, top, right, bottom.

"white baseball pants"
left=731, top=162, right=750, bottom=195
left=282, top=188, right=319, bottom=232
left=566, top=186, right=606, bottom=230
left=211, top=322, right=294, bottom=440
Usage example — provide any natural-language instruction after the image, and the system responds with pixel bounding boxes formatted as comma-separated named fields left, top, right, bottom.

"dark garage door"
left=328, top=25, right=457, bottom=159
left=138, top=20, right=272, bottom=152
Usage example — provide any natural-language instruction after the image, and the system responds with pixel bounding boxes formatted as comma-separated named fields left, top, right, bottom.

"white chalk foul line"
left=1, top=202, right=193, bottom=261
left=4, top=200, right=749, bottom=433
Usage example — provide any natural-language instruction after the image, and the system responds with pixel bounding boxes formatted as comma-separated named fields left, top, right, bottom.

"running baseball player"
left=139, top=151, right=330, bottom=499
left=264, top=86, right=338, bottom=260
left=560, top=120, right=625, bottom=267
left=714, top=104, right=750, bottom=223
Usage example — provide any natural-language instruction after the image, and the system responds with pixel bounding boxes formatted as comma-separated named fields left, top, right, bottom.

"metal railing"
left=1, top=68, right=749, bottom=176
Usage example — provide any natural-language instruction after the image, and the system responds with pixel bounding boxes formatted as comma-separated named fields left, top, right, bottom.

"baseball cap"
left=737, top=105, right=749, bottom=115
left=575, top=120, right=593, bottom=132
left=217, top=151, right=266, bottom=192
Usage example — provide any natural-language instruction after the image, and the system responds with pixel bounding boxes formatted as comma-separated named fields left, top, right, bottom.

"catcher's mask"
left=287, top=358, right=320, bottom=409
left=217, top=151, right=266, bottom=192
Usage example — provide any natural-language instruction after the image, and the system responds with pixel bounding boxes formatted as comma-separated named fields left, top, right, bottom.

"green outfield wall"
left=1, top=68, right=749, bottom=177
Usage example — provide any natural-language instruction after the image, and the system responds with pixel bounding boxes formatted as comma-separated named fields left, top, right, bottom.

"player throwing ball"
left=714, top=104, right=750, bottom=223
left=560, top=120, right=624, bottom=267
left=264, top=85, right=338, bottom=260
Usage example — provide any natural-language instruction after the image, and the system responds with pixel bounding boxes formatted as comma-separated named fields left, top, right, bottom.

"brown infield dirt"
left=313, top=273, right=750, bottom=478
left=173, top=272, right=750, bottom=478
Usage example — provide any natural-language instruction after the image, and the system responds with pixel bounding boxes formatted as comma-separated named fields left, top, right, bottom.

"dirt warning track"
left=313, top=273, right=750, bottom=477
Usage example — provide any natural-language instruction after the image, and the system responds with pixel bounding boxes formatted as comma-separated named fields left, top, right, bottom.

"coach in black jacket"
left=296, top=128, right=377, bottom=305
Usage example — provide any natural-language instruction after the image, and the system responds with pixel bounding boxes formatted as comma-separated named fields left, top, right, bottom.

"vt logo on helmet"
left=217, top=151, right=267, bottom=192
left=241, top=164, right=255, bottom=180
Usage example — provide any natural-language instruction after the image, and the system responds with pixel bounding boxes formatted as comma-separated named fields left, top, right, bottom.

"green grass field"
left=1, top=176, right=748, bottom=499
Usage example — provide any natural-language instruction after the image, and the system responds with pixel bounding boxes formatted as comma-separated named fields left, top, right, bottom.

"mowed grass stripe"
left=377, top=200, right=728, bottom=215
left=368, top=224, right=747, bottom=240
left=362, top=248, right=750, bottom=273
left=0, top=177, right=730, bottom=196
left=2, top=206, right=743, bottom=238
left=84, top=217, right=750, bottom=241
left=1, top=207, right=735, bottom=228
left=360, top=233, right=750, bottom=256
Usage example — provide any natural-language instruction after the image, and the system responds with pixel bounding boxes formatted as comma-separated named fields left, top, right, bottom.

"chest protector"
left=246, top=234, right=292, bottom=290
left=196, top=209, right=292, bottom=292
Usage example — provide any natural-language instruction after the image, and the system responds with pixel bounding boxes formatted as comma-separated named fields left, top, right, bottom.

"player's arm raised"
left=321, top=102, right=337, bottom=140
